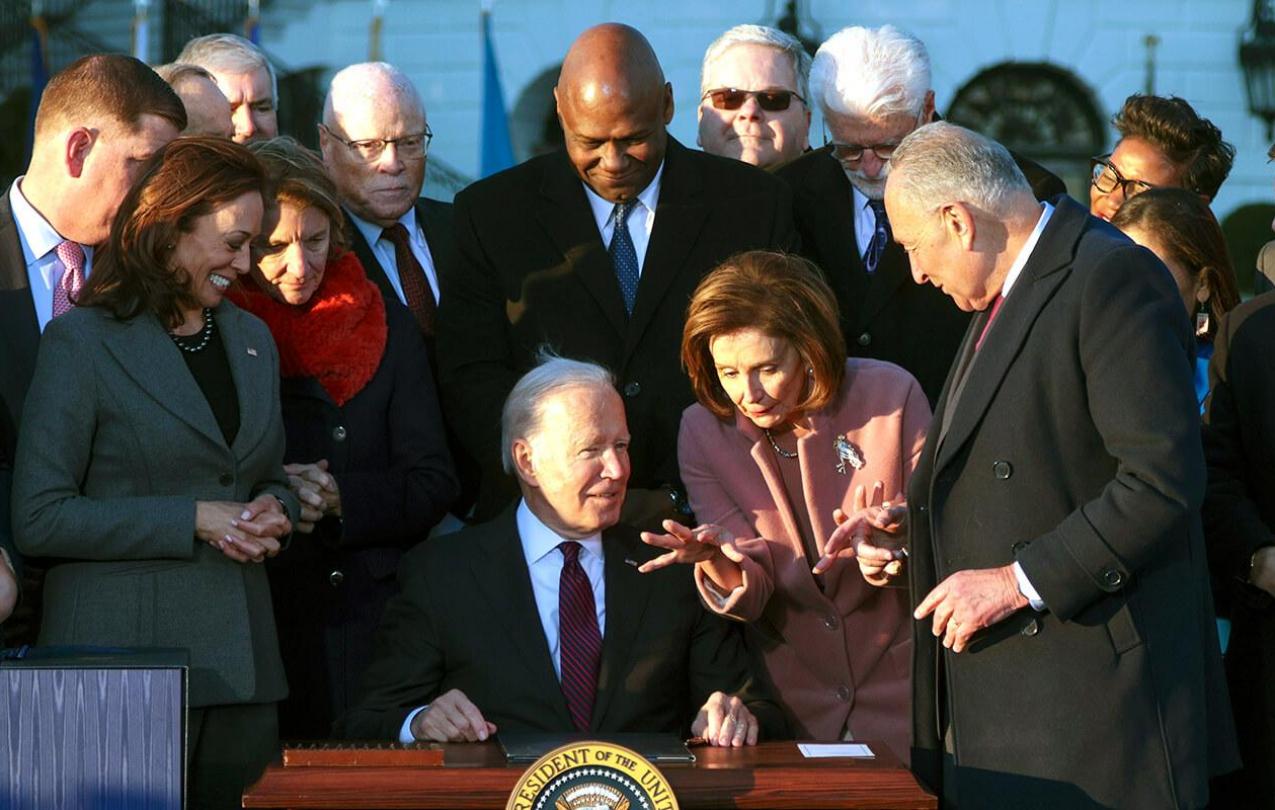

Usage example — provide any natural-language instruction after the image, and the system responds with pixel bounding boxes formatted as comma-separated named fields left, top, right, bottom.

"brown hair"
left=682, top=251, right=845, bottom=421
left=78, top=137, right=265, bottom=328
left=1110, top=187, right=1240, bottom=341
left=247, top=136, right=349, bottom=258
left=34, top=54, right=186, bottom=137
left=1112, top=94, right=1234, bottom=199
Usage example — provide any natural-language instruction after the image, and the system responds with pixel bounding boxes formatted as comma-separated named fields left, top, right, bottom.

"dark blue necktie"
left=609, top=200, right=640, bottom=313
left=865, top=198, right=892, bottom=275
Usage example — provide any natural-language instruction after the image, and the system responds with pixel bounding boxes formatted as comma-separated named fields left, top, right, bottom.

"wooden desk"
left=242, top=741, right=936, bottom=809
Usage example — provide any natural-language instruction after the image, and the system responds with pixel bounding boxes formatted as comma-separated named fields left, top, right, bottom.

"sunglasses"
left=703, top=88, right=805, bottom=112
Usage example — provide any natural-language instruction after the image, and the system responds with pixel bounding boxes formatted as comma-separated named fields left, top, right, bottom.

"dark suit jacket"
left=11, top=301, right=298, bottom=707
left=0, top=192, right=39, bottom=459
left=335, top=506, right=784, bottom=741
left=907, top=198, right=1236, bottom=808
left=1203, top=292, right=1275, bottom=806
left=438, top=138, right=798, bottom=519
left=268, top=299, right=459, bottom=737
left=777, top=147, right=1066, bottom=406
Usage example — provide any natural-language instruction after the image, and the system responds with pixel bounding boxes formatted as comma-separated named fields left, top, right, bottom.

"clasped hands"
left=195, top=494, right=291, bottom=563
left=284, top=459, right=341, bottom=533
left=413, top=688, right=758, bottom=747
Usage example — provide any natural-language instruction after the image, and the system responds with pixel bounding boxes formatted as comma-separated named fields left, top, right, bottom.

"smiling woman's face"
left=171, top=190, right=263, bottom=316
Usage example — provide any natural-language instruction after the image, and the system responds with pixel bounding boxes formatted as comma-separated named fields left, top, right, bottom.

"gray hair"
left=700, top=24, right=811, bottom=102
left=888, top=122, right=1031, bottom=214
left=176, top=33, right=277, bottom=101
left=501, top=355, right=617, bottom=475
left=153, top=62, right=214, bottom=88
left=810, top=25, right=929, bottom=120
left=323, top=62, right=424, bottom=128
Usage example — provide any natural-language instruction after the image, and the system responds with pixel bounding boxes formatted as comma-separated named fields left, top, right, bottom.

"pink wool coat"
left=680, top=358, right=930, bottom=760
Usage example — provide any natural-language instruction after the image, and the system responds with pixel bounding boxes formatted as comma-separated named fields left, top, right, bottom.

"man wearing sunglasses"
left=697, top=25, right=811, bottom=171
left=777, top=26, right=1062, bottom=407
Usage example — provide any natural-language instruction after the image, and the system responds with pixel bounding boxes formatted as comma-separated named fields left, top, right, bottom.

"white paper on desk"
left=797, top=743, right=875, bottom=758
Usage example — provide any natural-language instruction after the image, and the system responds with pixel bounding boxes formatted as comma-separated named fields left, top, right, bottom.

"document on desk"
left=797, top=743, right=875, bottom=758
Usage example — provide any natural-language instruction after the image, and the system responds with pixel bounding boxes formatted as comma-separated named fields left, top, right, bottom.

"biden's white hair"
left=501, top=353, right=617, bottom=475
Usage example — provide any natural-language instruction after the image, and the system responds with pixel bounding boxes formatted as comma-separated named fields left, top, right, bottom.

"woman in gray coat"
left=12, top=137, right=297, bottom=810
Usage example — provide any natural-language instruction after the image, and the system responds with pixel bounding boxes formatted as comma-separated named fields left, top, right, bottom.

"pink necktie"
left=557, top=541, right=601, bottom=731
left=975, top=294, right=1004, bottom=351
left=51, top=241, right=86, bottom=319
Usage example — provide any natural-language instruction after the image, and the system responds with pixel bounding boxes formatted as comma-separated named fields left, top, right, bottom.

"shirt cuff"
left=699, top=570, right=741, bottom=608
left=399, top=705, right=428, bottom=743
left=1012, top=561, right=1047, bottom=612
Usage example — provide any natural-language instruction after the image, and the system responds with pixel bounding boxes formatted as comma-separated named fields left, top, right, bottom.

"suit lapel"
left=469, top=509, right=572, bottom=726
left=857, top=242, right=910, bottom=327
left=536, top=155, right=628, bottom=339
left=591, top=527, right=656, bottom=730
left=343, top=211, right=398, bottom=304
left=218, top=302, right=275, bottom=459
left=934, top=201, right=1085, bottom=474
left=623, top=138, right=708, bottom=359
left=101, top=312, right=226, bottom=448
left=0, top=194, right=40, bottom=429
left=733, top=412, right=807, bottom=559
left=800, top=150, right=868, bottom=326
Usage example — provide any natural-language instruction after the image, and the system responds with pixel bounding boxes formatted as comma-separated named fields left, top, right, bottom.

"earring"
left=807, top=366, right=814, bottom=376
left=1195, top=309, right=1210, bottom=338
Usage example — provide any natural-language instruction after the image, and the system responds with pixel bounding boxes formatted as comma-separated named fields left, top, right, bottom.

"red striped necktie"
left=557, top=541, right=601, bottom=731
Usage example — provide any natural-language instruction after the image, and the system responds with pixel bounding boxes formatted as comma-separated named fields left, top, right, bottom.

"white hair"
left=323, top=61, right=424, bottom=127
left=700, top=24, right=811, bottom=102
left=501, top=354, right=616, bottom=475
left=176, top=33, right=277, bottom=101
left=888, top=122, right=1031, bottom=214
left=809, top=25, right=930, bottom=120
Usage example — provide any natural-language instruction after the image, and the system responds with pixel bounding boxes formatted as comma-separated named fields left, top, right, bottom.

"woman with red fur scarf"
left=230, top=137, right=458, bottom=738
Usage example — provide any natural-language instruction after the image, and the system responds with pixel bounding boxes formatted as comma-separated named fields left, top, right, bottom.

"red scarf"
left=229, top=252, right=387, bottom=406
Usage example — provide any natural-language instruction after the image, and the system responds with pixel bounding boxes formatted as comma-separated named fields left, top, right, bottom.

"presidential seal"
left=505, top=741, right=679, bottom=810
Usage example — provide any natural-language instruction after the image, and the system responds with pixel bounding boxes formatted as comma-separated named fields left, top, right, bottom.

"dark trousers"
left=188, top=702, right=278, bottom=810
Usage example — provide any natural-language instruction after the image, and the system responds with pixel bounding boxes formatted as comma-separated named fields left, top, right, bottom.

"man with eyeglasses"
left=697, top=25, right=811, bottom=170
left=777, top=26, right=1063, bottom=406
left=437, top=23, right=796, bottom=526
left=320, top=62, right=453, bottom=346
left=1088, top=94, right=1234, bottom=223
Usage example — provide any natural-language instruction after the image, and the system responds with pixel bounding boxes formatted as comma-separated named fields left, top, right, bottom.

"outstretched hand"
left=639, top=520, right=746, bottom=592
left=814, top=481, right=908, bottom=586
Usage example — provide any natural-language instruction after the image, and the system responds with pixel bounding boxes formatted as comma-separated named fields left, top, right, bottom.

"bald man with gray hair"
left=776, top=26, right=1064, bottom=408
left=883, top=122, right=1237, bottom=807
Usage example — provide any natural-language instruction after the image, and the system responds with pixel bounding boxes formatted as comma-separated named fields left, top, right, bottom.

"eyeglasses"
left=1089, top=155, right=1156, bottom=199
left=829, top=141, right=900, bottom=164
left=320, top=123, right=433, bottom=162
left=702, top=88, right=805, bottom=112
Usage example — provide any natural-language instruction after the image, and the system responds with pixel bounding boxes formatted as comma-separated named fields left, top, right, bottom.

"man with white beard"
left=777, top=25, right=1063, bottom=405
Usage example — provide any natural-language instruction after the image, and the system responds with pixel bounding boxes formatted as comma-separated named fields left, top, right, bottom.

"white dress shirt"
left=398, top=500, right=607, bottom=742
left=347, top=206, right=440, bottom=302
left=997, top=201, right=1055, bottom=612
left=582, top=162, right=664, bottom=276
left=9, top=178, right=94, bottom=332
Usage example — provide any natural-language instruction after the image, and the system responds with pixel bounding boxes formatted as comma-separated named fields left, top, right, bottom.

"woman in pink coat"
left=641, top=251, right=929, bottom=761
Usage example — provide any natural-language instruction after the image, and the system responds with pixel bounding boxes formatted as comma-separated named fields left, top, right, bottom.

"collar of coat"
left=228, top=250, right=387, bottom=406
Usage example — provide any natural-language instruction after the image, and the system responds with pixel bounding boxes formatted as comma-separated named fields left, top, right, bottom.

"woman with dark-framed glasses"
left=1089, top=93, right=1234, bottom=222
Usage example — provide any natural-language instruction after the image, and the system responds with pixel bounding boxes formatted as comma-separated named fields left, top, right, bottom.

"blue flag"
left=480, top=10, right=514, bottom=177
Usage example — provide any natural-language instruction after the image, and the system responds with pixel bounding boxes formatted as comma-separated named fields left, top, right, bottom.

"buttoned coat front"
left=679, top=358, right=929, bottom=760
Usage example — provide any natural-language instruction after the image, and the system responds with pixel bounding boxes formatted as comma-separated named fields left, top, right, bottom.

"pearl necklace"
left=764, top=429, right=798, bottom=459
left=170, top=308, right=215, bottom=353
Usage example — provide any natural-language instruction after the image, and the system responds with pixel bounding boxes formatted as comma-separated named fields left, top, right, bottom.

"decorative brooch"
left=834, top=434, right=866, bottom=475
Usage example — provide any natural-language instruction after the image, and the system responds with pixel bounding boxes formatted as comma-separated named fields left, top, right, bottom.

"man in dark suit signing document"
left=336, top=357, right=782, bottom=746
